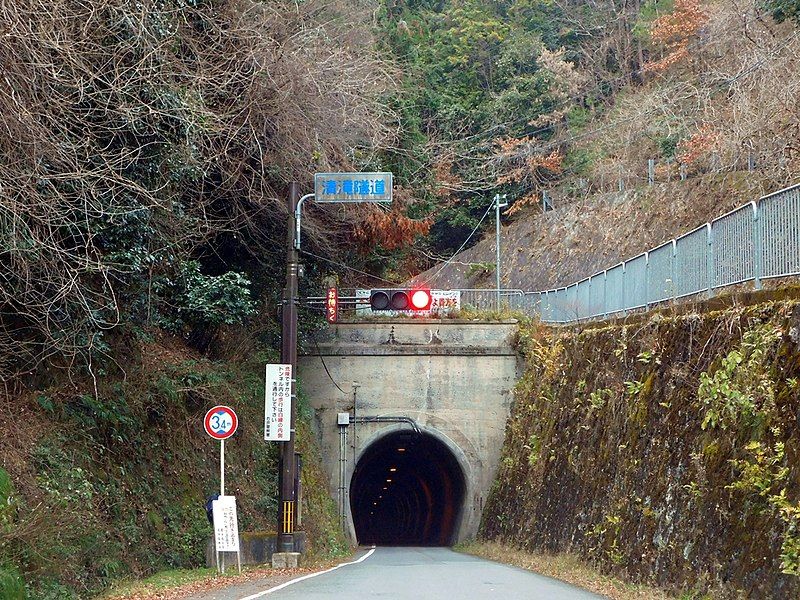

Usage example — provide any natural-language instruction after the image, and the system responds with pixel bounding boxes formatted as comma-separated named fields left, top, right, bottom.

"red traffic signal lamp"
left=369, top=289, right=432, bottom=312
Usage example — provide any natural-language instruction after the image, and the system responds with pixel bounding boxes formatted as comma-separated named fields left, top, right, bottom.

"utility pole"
left=278, top=181, right=300, bottom=555
left=494, top=193, right=508, bottom=310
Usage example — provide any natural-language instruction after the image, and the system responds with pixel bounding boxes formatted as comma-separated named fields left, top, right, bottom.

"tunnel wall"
left=298, top=320, right=519, bottom=543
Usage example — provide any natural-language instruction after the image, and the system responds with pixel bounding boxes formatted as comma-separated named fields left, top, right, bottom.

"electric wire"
left=415, top=198, right=496, bottom=287
left=309, top=326, right=347, bottom=395
left=303, top=23, right=798, bottom=291
left=300, top=249, right=399, bottom=285
left=431, top=17, right=798, bottom=167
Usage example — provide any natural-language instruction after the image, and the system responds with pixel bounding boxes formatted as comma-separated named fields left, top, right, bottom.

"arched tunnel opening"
left=350, top=430, right=466, bottom=546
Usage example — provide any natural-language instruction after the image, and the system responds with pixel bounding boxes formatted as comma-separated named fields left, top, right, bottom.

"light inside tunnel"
left=350, top=430, right=466, bottom=546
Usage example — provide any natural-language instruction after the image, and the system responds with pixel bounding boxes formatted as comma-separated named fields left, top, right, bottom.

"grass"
left=98, top=552, right=356, bottom=600
left=99, top=568, right=223, bottom=599
left=455, top=541, right=697, bottom=600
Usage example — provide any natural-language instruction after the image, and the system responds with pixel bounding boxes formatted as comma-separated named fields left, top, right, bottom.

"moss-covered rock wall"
left=481, top=300, right=800, bottom=598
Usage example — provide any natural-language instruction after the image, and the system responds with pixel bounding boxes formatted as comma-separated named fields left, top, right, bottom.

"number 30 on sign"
left=204, top=406, right=238, bottom=440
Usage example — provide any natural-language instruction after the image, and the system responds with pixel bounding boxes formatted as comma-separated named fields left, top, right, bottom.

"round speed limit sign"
left=204, top=406, right=238, bottom=440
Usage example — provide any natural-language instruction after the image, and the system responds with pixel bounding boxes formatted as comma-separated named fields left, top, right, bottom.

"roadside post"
left=494, top=193, right=508, bottom=310
left=204, top=405, right=241, bottom=573
left=272, top=174, right=392, bottom=564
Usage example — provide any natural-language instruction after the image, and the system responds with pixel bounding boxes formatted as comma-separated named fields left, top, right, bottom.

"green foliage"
left=636, top=349, right=661, bottom=365
left=5, top=351, right=301, bottom=596
left=1, top=0, right=379, bottom=376
left=376, top=0, right=581, bottom=253
left=726, top=438, right=800, bottom=575
left=465, top=261, right=495, bottom=279
left=15, top=340, right=350, bottom=597
left=161, top=503, right=211, bottom=567
left=698, top=324, right=782, bottom=431
left=624, top=379, right=645, bottom=399
left=526, top=434, right=541, bottom=466
left=0, top=470, right=24, bottom=600
left=728, top=440, right=788, bottom=500
left=32, top=441, right=96, bottom=508
left=633, top=0, right=675, bottom=43
left=29, top=579, right=78, bottom=600
left=589, top=388, right=612, bottom=410
left=0, top=566, right=26, bottom=600
left=565, top=106, right=593, bottom=130
left=657, top=132, right=683, bottom=159
left=763, top=0, right=800, bottom=23
left=0, top=468, right=12, bottom=508
left=156, top=261, right=256, bottom=331
left=781, top=523, right=800, bottom=576
left=562, top=147, right=596, bottom=177
left=64, top=394, right=140, bottom=443
left=484, top=304, right=800, bottom=596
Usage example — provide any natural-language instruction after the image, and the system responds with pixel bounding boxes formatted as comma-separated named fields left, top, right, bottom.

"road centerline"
left=237, top=547, right=377, bottom=600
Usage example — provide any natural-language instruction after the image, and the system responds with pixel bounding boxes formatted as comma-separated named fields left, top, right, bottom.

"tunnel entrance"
left=350, top=430, right=466, bottom=546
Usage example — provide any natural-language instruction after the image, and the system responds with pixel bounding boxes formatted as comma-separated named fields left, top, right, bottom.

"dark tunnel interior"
left=350, top=430, right=466, bottom=546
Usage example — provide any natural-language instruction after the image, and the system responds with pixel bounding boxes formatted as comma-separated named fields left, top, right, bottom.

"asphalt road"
left=196, top=547, right=607, bottom=600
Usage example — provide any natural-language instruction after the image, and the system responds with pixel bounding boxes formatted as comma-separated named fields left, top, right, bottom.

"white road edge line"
left=238, top=546, right=378, bottom=599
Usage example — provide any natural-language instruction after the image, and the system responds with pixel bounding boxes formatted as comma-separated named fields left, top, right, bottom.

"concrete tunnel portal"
left=350, top=430, right=467, bottom=546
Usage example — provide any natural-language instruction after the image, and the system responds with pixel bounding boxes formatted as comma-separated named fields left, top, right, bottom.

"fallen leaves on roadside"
left=107, top=562, right=342, bottom=600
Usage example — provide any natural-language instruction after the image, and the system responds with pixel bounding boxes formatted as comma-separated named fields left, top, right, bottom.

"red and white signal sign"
left=204, top=406, right=238, bottom=440
left=326, top=287, right=338, bottom=323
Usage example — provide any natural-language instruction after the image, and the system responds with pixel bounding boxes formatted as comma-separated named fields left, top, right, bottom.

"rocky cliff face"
left=482, top=293, right=800, bottom=598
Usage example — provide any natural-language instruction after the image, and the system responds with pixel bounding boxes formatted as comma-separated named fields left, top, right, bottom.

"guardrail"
left=317, top=184, right=798, bottom=324
left=523, top=183, right=800, bottom=323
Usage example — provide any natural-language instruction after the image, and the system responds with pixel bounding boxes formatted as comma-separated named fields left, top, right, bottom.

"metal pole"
left=342, top=427, right=347, bottom=533
left=707, top=223, right=715, bottom=298
left=352, top=382, right=359, bottom=468
left=752, top=202, right=763, bottom=290
left=494, top=194, right=507, bottom=310
left=339, top=425, right=347, bottom=532
left=278, top=182, right=300, bottom=553
left=220, top=440, right=225, bottom=497
left=495, top=194, right=501, bottom=310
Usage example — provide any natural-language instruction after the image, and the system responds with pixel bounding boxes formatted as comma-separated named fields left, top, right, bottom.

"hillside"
left=0, top=0, right=386, bottom=596
left=392, top=0, right=800, bottom=286
left=412, top=173, right=770, bottom=291
left=0, top=329, right=347, bottom=598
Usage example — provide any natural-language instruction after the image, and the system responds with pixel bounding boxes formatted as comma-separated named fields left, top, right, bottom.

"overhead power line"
left=415, top=198, right=496, bottom=287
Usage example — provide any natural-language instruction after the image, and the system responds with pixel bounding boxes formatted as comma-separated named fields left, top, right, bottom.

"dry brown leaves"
left=461, top=541, right=672, bottom=600
left=354, top=207, right=432, bottom=252
left=646, top=0, right=709, bottom=73
left=676, top=124, right=720, bottom=165
left=106, top=564, right=332, bottom=600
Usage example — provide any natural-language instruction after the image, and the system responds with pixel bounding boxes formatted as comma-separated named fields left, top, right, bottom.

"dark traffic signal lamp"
left=369, top=289, right=432, bottom=312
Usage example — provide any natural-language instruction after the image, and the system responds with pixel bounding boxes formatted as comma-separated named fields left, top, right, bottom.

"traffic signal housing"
left=369, top=289, right=432, bottom=312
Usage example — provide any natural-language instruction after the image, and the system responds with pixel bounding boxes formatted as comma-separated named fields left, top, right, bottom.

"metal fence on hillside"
left=513, top=183, right=800, bottom=323
left=321, top=185, right=798, bottom=323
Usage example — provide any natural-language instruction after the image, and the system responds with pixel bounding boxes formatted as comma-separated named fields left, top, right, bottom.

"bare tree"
left=0, top=0, right=398, bottom=383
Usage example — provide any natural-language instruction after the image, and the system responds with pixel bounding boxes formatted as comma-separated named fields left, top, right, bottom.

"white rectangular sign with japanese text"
left=265, top=364, right=292, bottom=442
left=212, top=495, right=240, bottom=553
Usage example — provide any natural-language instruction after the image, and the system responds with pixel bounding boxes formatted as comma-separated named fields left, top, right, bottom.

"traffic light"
left=369, top=289, right=432, bottom=312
